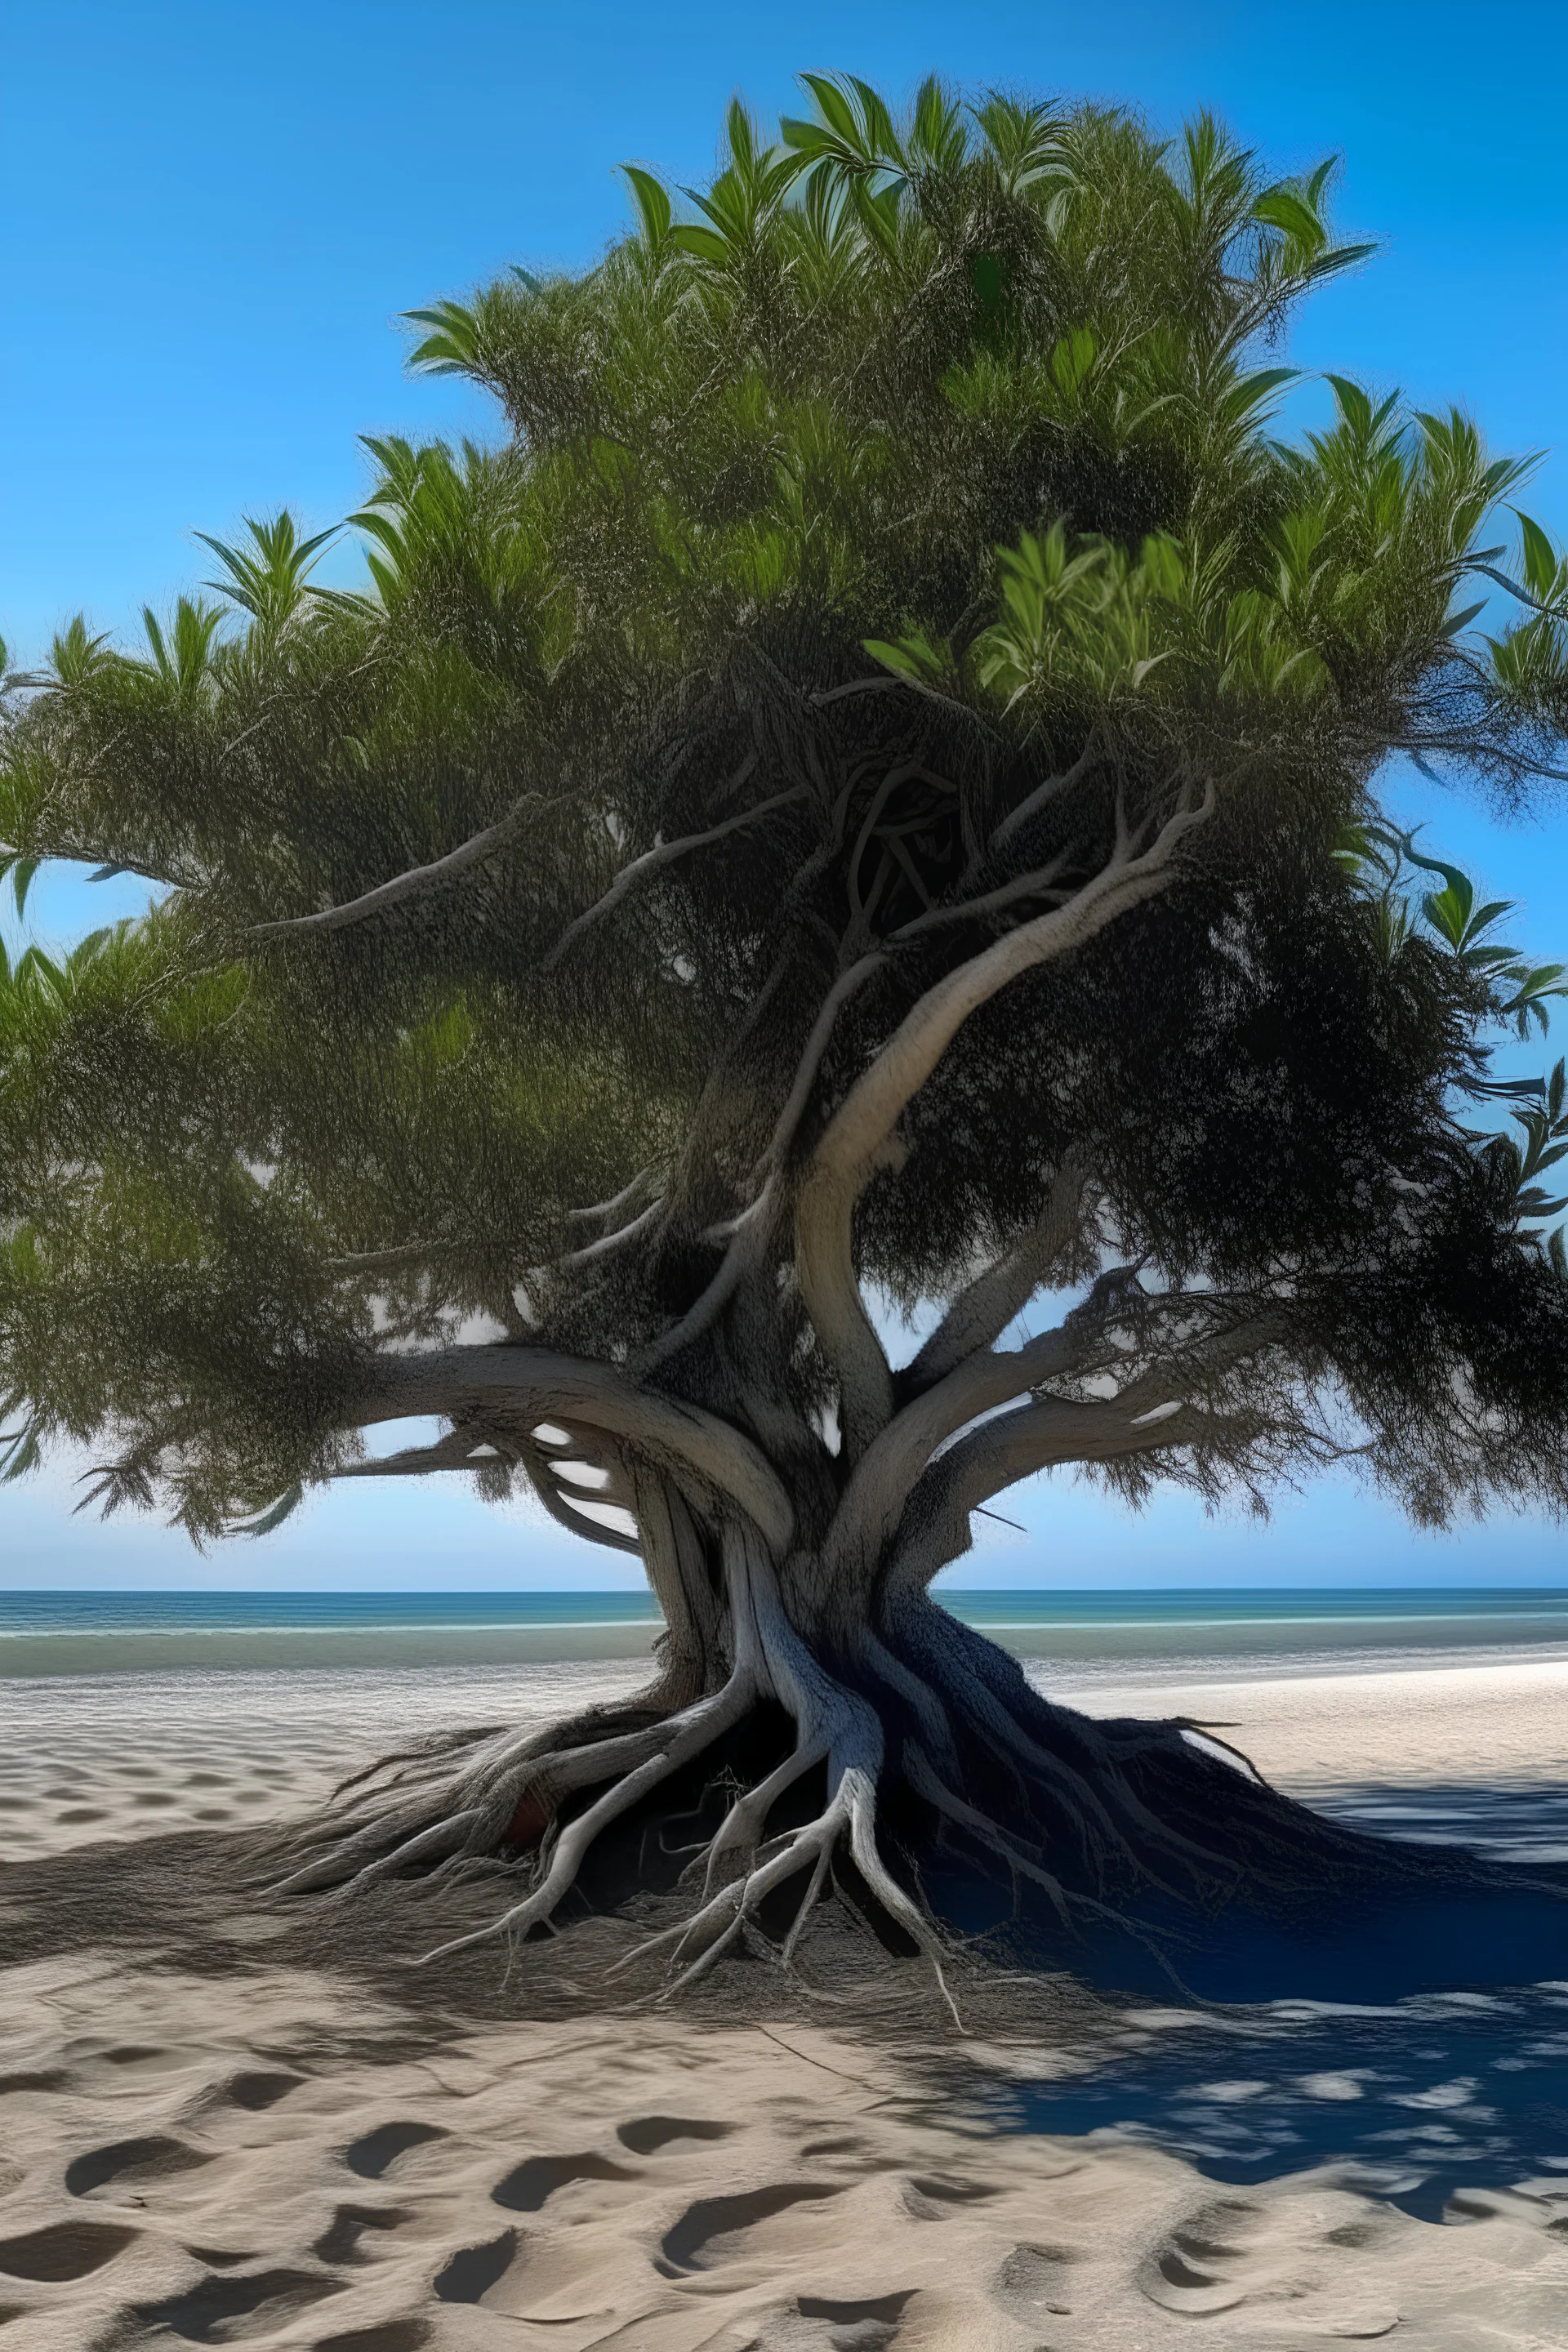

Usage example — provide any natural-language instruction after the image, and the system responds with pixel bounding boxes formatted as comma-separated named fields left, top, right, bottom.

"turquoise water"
left=0, top=1589, right=664, bottom=1633
left=1, top=1586, right=1566, bottom=1674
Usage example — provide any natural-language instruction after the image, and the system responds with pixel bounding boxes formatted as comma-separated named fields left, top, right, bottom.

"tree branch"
left=565, top=1165, right=662, bottom=1227
left=540, top=770, right=808, bottom=970
left=248, top=795, right=548, bottom=939
left=361, top=1344, right=793, bottom=1553
left=796, top=786, right=1214, bottom=1461
left=821, top=1313, right=1098, bottom=1590
left=324, top=1241, right=450, bottom=1276
left=886, top=852, right=1073, bottom=942
left=627, top=955, right=886, bottom=1379
left=519, top=1442, right=644, bottom=1556
left=549, top=1196, right=662, bottom=1271
left=989, top=733, right=1100, bottom=851
left=884, top=1311, right=1285, bottom=1596
left=906, top=1155, right=1090, bottom=1388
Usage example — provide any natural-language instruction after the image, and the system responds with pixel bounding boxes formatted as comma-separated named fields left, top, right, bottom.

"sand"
left=1067, top=1655, right=1568, bottom=1786
left=7, top=1652, right=1568, bottom=1862
left=4, top=1652, right=1568, bottom=2346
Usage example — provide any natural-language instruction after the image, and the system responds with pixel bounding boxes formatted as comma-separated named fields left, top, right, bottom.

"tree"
left=5, top=78, right=1568, bottom=1992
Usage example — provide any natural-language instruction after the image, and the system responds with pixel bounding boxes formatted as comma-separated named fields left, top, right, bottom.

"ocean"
left=3, top=1584, right=1568, bottom=1677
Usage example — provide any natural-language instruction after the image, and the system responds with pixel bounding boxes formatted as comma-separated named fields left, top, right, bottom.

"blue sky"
left=4, top=0, right=1568, bottom=1588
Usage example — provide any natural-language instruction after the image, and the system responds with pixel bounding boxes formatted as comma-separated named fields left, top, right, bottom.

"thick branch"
left=989, top=733, right=1100, bottom=852
left=885, top=1313, right=1283, bottom=1597
left=820, top=1316, right=1096, bottom=1594
left=628, top=956, right=886, bottom=1379
left=797, top=790, right=1213, bottom=1460
left=887, top=853, right=1072, bottom=942
left=361, top=1343, right=793, bottom=1553
left=334, top=1418, right=644, bottom=1557
left=519, top=1438, right=644, bottom=1557
left=906, top=1156, right=1089, bottom=1389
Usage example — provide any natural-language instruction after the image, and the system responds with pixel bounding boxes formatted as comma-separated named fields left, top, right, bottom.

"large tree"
left=6, top=78, right=1568, bottom=1988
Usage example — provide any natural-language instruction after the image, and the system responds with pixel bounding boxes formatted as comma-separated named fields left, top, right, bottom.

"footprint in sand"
left=1147, top=2197, right=1405, bottom=2338
left=795, top=2290, right=913, bottom=2350
left=616, top=2114, right=735, bottom=2154
left=0, top=2220, right=138, bottom=2281
left=656, top=2182, right=846, bottom=2277
left=311, top=2203, right=414, bottom=2265
left=491, top=2151, right=636, bottom=2211
left=1139, top=2198, right=1266, bottom=2316
left=899, top=2173, right=1000, bottom=2221
left=991, top=2240, right=1077, bottom=2323
left=344, top=2123, right=448, bottom=2180
left=65, top=2134, right=215, bottom=2198
left=225, top=2070, right=305, bottom=2111
left=433, top=2228, right=518, bottom=2303
left=131, top=2265, right=345, bottom=2341
left=313, top=2325, right=430, bottom=2352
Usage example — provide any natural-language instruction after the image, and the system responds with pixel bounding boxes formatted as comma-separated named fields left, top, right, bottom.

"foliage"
left=2, top=73, right=1567, bottom=1544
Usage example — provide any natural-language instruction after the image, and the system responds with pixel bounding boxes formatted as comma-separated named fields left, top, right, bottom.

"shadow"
left=974, top=1779, right=1568, bottom=2217
left=1001, top=1982, right=1568, bottom=2222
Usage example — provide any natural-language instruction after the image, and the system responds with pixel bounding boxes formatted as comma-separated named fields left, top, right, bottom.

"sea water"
left=5, top=1583, right=1568, bottom=1675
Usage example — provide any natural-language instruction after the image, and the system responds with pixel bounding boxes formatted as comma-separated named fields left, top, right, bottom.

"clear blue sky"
left=4, top=0, right=1568, bottom=1588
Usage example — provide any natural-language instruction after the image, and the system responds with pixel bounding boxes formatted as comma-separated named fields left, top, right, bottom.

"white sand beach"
left=7, top=1650, right=1568, bottom=1860
left=4, top=1651, right=1568, bottom=2347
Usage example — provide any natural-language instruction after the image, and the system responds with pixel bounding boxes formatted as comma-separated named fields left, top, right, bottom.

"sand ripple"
left=2, top=1955, right=1568, bottom=2347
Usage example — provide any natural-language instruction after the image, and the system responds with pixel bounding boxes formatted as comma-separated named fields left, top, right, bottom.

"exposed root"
left=417, top=1664, right=758, bottom=1964
left=903, top=1741, right=1073, bottom=1930
left=262, top=1549, right=1510, bottom=2016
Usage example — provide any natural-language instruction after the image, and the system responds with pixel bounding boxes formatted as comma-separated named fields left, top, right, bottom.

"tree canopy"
left=3, top=75, right=1568, bottom=1568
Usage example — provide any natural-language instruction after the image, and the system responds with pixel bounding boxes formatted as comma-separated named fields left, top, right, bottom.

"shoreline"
left=8, top=1615, right=1568, bottom=1678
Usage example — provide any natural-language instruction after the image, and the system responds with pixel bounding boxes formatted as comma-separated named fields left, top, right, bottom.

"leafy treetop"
left=2, top=77, right=1568, bottom=1549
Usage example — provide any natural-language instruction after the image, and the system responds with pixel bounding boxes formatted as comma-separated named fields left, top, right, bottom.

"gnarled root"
left=262, top=1543, right=1503, bottom=2008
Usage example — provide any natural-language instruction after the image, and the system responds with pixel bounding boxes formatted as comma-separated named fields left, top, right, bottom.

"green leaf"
left=621, top=165, right=673, bottom=251
left=863, top=631, right=946, bottom=684
left=0, top=1423, right=40, bottom=1482
left=1512, top=508, right=1561, bottom=599
left=1441, top=599, right=1486, bottom=640
left=1304, top=240, right=1375, bottom=280
left=670, top=222, right=731, bottom=266
left=1305, top=158, right=1337, bottom=207
left=799, top=74, right=862, bottom=154
left=1420, top=879, right=1474, bottom=947
left=1218, top=367, right=1297, bottom=425
left=1253, top=188, right=1325, bottom=249
left=1325, top=376, right=1374, bottom=439
left=1399, top=831, right=1477, bottom=903
left=11, top=857, right=39, bottom=918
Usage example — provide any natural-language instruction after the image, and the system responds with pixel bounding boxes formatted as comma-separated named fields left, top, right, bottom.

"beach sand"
left=3, top=1654, right=1568, bottom=2346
